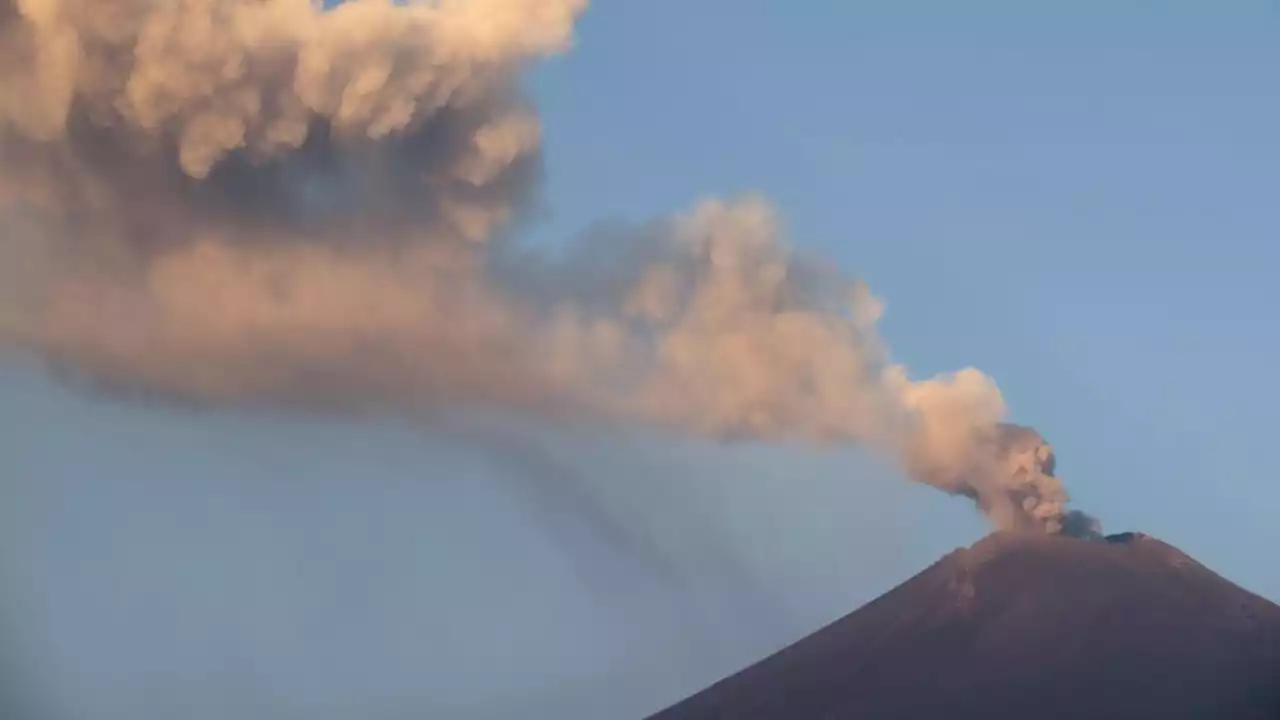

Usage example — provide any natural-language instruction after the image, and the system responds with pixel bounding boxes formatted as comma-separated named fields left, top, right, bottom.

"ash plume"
left=0, top=0, right=1095, bottom=534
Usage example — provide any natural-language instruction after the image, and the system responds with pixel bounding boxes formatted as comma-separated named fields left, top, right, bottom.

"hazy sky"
left=2, top=2, right=1278, bottom=719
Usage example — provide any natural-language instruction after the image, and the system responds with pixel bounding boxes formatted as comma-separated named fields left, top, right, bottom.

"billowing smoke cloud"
left=0, top=0, right=1095, bottom=534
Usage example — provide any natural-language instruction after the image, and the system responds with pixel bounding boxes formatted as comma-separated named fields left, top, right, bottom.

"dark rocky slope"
left=647, top=531, right=1280, bottom=720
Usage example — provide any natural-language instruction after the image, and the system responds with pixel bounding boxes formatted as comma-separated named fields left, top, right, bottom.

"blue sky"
left=1, top=2, right=1277, bottom=718
left=529, top=1, right=1280, bottom=597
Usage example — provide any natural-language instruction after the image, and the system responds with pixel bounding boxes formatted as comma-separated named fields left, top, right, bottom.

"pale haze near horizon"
left=1, top=2, right=1278, bottom=719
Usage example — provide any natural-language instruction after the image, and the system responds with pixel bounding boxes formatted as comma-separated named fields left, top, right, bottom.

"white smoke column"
left=957, top=423, right=1100, bottom=537
left=0, top=0, right=1094, bottom=533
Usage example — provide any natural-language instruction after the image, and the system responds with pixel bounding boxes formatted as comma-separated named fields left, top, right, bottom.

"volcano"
left=646, top=531, right=1280, bottom=720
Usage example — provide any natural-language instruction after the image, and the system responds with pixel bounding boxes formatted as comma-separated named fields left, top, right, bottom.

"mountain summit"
left=647, top=531, right=1280, bottom=720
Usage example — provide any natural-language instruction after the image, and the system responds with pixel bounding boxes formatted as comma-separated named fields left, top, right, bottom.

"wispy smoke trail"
left=0, top=0, right=1095, bottom=533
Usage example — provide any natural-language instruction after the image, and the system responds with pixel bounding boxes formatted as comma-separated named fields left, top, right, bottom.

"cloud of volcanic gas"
left=0, top=0, right=1095, bottom=534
